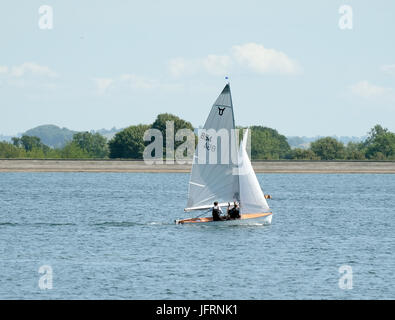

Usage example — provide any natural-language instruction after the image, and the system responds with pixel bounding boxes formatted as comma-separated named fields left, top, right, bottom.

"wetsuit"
left=212, top=205, right=223, bottom=221
left=229, top=207, right=240, bottom=219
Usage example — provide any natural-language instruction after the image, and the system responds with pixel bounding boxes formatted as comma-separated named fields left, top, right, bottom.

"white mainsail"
left=185, top=84, right=239, bottom=211
left=238, top=129, right=270, bottom=214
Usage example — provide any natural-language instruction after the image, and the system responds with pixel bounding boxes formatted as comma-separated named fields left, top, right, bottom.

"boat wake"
left=92, top=221, right=173, bottom=227
left=0, top=222, right=77, bottom=227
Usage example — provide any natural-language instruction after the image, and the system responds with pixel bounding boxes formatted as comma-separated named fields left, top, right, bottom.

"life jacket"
left=212, top=207, right=221, bottom=221
left=229, top=207, right=240, bottom=219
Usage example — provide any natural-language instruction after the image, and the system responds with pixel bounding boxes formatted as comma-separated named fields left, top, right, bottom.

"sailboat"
left=175, top=83, right=272, bottom=225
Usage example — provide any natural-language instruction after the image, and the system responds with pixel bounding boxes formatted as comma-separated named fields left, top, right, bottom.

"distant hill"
left=91, top=127, right=123, bottom=141
left=6, top=123, right=368, bottom=150
left=24, top=125, right=77, bottom=148
left=0, top=134, right=14, bottom=143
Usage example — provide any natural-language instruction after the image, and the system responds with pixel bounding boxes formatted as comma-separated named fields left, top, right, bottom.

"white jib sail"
left=185, top=84, right=240, bottom=211
left=238, top=129, right=270, bottom=214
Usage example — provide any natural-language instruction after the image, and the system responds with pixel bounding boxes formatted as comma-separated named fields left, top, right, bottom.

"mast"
left=226, top=80, right=240, bottom=202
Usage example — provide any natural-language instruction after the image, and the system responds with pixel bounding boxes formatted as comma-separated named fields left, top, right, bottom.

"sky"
left=0, top=0, right=394, bottom=137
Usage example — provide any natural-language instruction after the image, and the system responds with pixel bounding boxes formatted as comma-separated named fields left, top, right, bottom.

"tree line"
left=0, top=132, right=109, bottom=159
left=1, top=114, right=394, bottom=160
left=288, top=125, right=395, bottom=160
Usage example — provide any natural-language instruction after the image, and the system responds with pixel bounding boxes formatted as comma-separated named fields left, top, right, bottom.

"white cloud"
left=350, top=81, right=393, bottom=98
left=169, top=55, right=232, bottom=77
left=120, top=74, right=159, bottom=90
left=0, top=62, right=58, bottom=90
left=121, top=74, right=182, bottom=92
left=94, top=43, right=299, bottom=94
left=93, top=77, right=114, bottom=94
left=93, top=74, right=182, bottom=94
left=380, top=64, right=395, bottom=75
left=202, top=55, right=233, bottom=75
left=168, top=58, right=194, bottom=77
left=10, top=62, right=57, bottom=78
left=232, top=43, right=301, bottom=74
left=168, top=42, right=300, bottom=77
left=0, top=65, right=8, bottom=74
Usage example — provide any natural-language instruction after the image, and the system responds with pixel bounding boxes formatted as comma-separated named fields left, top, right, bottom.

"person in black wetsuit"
left=227, top=201, right=241, bottom=219
left=212, top=201, right=224, bottom=221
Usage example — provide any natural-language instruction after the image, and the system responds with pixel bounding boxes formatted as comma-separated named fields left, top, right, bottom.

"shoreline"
left=1, top=159, right=395, bottom=173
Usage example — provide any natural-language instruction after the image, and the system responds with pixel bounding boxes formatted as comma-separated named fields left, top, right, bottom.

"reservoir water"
left=0, top=173, right=394, bottom=299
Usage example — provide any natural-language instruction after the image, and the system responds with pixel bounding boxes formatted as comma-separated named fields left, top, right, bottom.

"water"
left=0, top=172, right=394, bottom=299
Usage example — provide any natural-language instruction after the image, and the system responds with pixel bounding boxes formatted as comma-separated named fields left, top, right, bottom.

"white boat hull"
left=175, top=212, right=272, bottom=225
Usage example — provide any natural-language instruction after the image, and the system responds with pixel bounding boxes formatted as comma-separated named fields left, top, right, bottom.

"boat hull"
left=175, top=212, right=272, bottom=225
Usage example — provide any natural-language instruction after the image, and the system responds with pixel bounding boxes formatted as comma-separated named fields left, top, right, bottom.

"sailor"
left=227, top=201, right=240, bottom=219
left=212, top=201, right=224, bottom=221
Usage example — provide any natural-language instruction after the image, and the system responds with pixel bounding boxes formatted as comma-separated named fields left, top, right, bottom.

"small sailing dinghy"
left=175, top=83, right=272, bottom=225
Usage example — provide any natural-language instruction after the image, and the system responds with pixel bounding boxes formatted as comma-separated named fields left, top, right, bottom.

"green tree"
left=0, top=142, right=26, bottom=158
left=26, top=148, right=46, bottom=158
left=364, top=125, right=387, bottom=146
left=43, top=148, right=62, bottom=159
left=289, top=148, right=319, bottom=160
left=72, top=132, right=109, bottom=158
left=310, top=137, right=345, bottom=160
left=60, top=142, right=91, bottom=158
left=151, top=113, right=194, bottom=158
left=11, top=135, right=51, bottom=158
left=345, top=142, right=366, bottom=160
left=108, top=124, right=151, bottom=159
left=249, top=126, right=291, bottom=160
left=363, top=125, right=395, bottom=160
left=12, top=135, right=49, bottom=152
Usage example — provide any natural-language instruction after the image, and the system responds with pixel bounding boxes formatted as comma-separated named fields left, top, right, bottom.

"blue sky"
left=1, top=0, right=394, bottom=136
